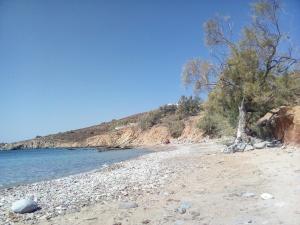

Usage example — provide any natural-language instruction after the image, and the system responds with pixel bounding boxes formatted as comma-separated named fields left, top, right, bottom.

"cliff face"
left=1, top=115, right=203, bottom=150
left=258, top=106, right=300, bottom=145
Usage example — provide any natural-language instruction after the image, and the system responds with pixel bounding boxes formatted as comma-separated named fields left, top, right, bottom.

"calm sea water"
left=0, top=148, right=150, bottom=188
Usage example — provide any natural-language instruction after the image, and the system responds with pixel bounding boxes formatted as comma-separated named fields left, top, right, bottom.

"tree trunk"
left=223, top=98, right=249, bottom=153
left=235, top=98, right=247, bottom=144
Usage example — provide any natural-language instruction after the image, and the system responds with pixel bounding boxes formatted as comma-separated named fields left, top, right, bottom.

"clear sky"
left=0, top=0, right=299, bottom=143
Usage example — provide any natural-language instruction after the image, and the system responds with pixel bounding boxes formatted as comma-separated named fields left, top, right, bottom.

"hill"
left=1, top=102, right=204, bottom=150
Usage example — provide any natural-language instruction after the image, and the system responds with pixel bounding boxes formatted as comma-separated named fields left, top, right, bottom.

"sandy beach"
left=1, top=142, right=300, bottom=225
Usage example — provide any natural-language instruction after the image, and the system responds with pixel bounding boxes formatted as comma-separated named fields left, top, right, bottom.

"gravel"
left=0, top=146, right=194, bottom=224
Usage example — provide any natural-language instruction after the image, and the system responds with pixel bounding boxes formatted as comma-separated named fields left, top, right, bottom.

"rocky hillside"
left=258, top=106, right=300, bottom=145
left=1, top=108, right=204, bottom=150
left=2, top=104, right=299, bottom=151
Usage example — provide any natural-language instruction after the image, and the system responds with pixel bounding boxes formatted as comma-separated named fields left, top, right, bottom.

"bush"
left=176, top=96, right=202, bottom=119
left=248, top=123, right=273, bottom=140
left=159, top=104, right=177, bottom=116
left=138, top=96, right=201, bottom=131
left=163, top=115, right=185, bottom=138
left=197, top=113, right=235, bottom=137
left=139, top=110, right=162, bottom=130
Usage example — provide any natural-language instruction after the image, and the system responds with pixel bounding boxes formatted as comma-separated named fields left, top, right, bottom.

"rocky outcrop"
left=178, top=115, right=204, bottom=143
left=257, top=106, right=300, bottom=145
left=87, top=125, right=177, bottom=148
left=1, top=115, right=204, bottom=150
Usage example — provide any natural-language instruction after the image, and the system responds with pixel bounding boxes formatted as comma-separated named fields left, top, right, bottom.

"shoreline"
left=1, top=142, right=299, bottom=225
left=0, top=146, right=158, bottom=190
left=0, top=143, right=191, bottom=224
left=0, top=145, right=142, bottom=151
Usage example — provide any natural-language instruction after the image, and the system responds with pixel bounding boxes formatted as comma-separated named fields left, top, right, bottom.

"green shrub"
left=138, top=96, right=201, bottom=131
left=197, top=113, right=235, bottom=137
left=166, top=118, right=185, bottom=138
left=248, top=123, right=273, bottom=140
left=159, top=104, right=177, bottom=116
left=176, top=96, right=202, bottom=119
left=139, top=110, right=162, bottom=130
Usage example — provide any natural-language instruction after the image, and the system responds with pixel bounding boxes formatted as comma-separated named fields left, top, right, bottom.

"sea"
left=0, top=148, right=150, bottom=188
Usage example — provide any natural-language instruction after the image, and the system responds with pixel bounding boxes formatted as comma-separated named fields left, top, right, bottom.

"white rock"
left=242, top=192, right=255, bottom=198
left=254, top=142, right=267, bottom=149
left=244, top=145, right=254, bottom=151
left=174, top=220, right=185, bottom=225
left=11, top=199, right=38, bottom=214
left=260, top=193, right=274, bottom=200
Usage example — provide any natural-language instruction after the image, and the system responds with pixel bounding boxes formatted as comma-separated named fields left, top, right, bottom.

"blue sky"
left=0, top=0, right=299, bottom=142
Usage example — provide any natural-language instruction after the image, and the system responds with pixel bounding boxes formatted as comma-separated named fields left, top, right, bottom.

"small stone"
left=244, top=145, right=254, bottom=151
left=177, top=208, right=186, bottom=214
left=118, top=201, right=138, bottom=209
left=11, top=199, right=38, bottom=214
left=242, top=192, right=255, bottom=198
left=190, top=211, right=200, bottom=219
left=86, top=217, right=98, bottom=221
left=142, top=219, right=151, bottom=224
left=174, top=220, right=185, bottom=225
left=176, top=201, right=191, bottom=214
left=236, top=142, right=247, bottom=151
left=260, top=193, right=274, bottom=200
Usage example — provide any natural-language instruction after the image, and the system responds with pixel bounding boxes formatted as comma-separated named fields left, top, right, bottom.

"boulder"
left=253, top=142, right=266, bottom=149
left=266, top=140, right=282, bottom=148
left=257, top=106, right=300, bottom=145
left=222, top=141, right=248, bottom=153
left=244, top=144, right=254, bottom=151
left=236, top=142, right=247, bottom=151
left=11, top=199, right=38, bottom=214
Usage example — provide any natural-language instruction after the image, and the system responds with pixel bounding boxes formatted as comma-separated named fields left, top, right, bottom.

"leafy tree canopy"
left=182, top=0, right=299, bottom=136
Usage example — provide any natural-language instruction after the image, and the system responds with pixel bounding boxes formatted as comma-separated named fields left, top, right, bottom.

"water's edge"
left=0, top=147, right=152, bottom=189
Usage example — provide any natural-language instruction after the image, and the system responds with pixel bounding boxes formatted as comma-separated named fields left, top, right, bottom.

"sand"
left=2, top=142, right=300, bottom=225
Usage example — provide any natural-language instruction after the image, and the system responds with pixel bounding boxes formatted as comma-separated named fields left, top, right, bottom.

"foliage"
left=176, top=96, right=202, bottom=119
left=159, top=104, right=177, bottom=116
left=138, top=96, right=202, bottom=131
left=169, top=120, right=185, bottom=138
left=248, top=123, right=273, bottom=139
left=182, top=0, right=299, bottom=137
left=109, top=118, right=132, bottom=131
left=197, top=112, right=235, bottom=137
left=139, top=110, right=163, bottom=130
left=162, top=114, right=185, bottom=138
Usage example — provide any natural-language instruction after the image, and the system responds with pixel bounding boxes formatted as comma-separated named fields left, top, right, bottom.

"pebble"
left=174, top=220, right=185, bottom=225
left=176, top=201, right=191, bottom=214
left=118, top=201, right=138, bottom=209
left=0, top=145, right=218, bottom=224
left=142, top=219, right=151, bottom=224
left=260, top=193, right=274, bottom=200
left=242, top=192, right=255, bottom=198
